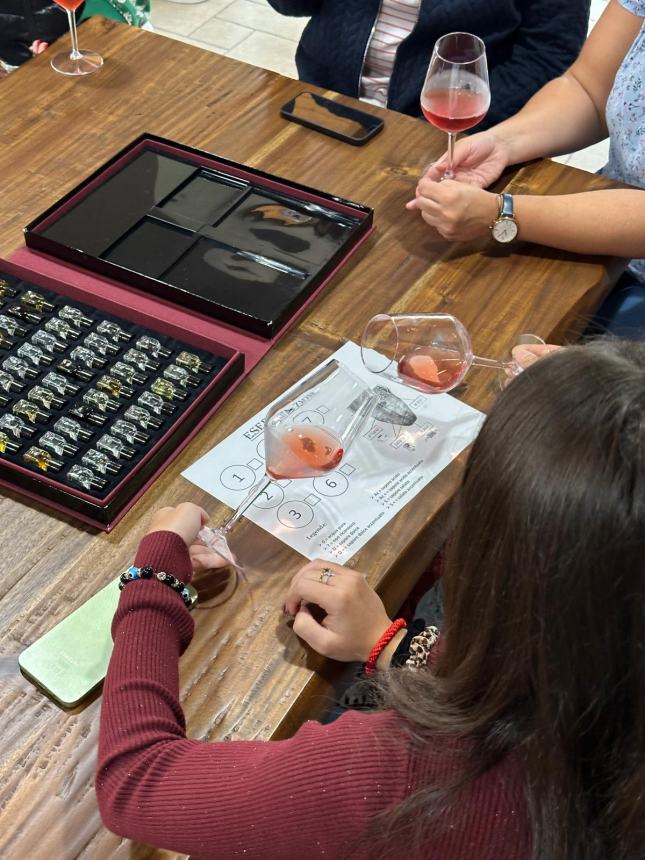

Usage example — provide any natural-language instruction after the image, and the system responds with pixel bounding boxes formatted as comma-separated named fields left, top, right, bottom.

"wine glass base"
left=50, top=50, right=103, bottom=76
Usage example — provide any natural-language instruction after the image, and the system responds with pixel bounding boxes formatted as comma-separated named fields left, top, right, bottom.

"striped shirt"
left=360, top=0, right=423, bottom=107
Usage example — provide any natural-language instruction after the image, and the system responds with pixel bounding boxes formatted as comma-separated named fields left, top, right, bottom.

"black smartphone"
left=280, top=91, right=384, bottom=146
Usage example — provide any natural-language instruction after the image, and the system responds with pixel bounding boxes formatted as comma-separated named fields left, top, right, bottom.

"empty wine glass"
left=198, top=359, right=378, bottom=580
left=361, top=313, right=544, bottom=394
left=421, top=32, right=490, bottom=180
left=50, top=0, right=103, bottom=76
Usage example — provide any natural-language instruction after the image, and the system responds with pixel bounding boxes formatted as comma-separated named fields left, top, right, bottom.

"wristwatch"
left=491, top=192, right=519, bottom=243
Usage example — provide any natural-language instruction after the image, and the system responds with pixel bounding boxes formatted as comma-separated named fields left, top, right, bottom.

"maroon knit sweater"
left=97, top=531, right=531, bottom=859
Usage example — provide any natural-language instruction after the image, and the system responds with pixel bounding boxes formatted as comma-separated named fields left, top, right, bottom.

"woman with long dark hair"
left=97, top=339, right=645, bottom=859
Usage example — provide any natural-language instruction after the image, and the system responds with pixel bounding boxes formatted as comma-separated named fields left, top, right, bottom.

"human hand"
left=189, top=531, right=236, bottom=573
left=511, top=342, right=562, bottom=370
left=30, top=40, right=49, bottom=56
left=146, top=502, right=210, bottom=550
left=423, top=131, right=511, bottom=188
left=284, top=560, right=393, bottom=662
left=406, top=178, right=499, bottom=242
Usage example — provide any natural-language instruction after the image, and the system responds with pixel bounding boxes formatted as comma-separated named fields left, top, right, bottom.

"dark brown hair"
left=377, top=339, right=645, bottom=859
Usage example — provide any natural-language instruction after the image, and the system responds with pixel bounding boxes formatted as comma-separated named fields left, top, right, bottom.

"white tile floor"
left=151, top=0, right=611, bottom=171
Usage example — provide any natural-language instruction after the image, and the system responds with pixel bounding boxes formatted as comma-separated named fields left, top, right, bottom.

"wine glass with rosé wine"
left=421, top=32, right=490, bottom=180
left=361, top=313, right=544, bottom=394
left=50, top=0, right=103, bottom=76
left=197, top=359, right=378, bottom=582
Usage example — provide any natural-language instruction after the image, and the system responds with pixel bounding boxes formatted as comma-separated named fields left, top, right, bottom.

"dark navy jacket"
left=268, top=0, right=590, bottom=128
left=0, top=0, right=73, bottom=66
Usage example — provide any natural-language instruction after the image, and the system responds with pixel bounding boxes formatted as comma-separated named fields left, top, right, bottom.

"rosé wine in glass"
left=362, top=313, right=544, bottom=394
left=397, top=347, right=468, bottom=393
left=265, top=424, right=344, bottom=480
left=421, top=33, right=490, bottom=179
left=421, top=71, right=490, bottom=134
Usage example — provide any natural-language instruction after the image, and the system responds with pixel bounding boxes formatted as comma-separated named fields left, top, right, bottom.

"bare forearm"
left=492, top=75, right=607, bottom=165
left=516, top=190, right=645, bottom=257
left=490, top=1, right=644, bottom=166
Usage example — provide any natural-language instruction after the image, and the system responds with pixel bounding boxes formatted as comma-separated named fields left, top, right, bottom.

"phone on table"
left=280, top=91, right=384, bottom=146
left=19, top=578, right=198, bottom=709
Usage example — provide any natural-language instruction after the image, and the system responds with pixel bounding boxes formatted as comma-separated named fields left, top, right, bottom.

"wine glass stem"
left=446, top=132, right=457, bottom=178
left=67, top=10, right=82, bottom=60
left=471, top=354, right=508, bottom=372
left=220, top=475, right=273, bottom=533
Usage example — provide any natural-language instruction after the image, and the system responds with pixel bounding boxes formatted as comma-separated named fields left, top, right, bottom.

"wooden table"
left=0, top=19, right=624, bottom=860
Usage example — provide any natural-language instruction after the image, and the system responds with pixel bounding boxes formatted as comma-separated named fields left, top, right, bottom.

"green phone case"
left=19, top=579, right=197, bottom=709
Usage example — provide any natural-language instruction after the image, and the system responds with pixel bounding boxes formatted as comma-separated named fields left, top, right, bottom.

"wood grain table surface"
left=0, top=19, right=625, bottom=860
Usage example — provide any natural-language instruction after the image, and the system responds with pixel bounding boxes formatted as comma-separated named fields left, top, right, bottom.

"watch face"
left=492, top=218, right=518, bottom=244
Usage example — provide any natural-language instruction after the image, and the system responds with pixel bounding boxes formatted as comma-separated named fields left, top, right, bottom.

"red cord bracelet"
left=365, top=618, right=407, bottom=675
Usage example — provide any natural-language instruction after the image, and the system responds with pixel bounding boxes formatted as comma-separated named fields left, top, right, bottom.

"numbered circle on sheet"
left=220, top=464, right=257, bottom=492
left=277, top=500, right=314, bottom=529
left=252, top=483, right=284, bottom=510
left=313, top=472, right=349, bottom=497
left=256, top=437, right=266, bottom=459
left=293, top=409, right=325, bottom=426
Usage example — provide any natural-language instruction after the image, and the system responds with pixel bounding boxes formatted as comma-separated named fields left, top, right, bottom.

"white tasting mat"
left=182, top=341, right=483, bottom=564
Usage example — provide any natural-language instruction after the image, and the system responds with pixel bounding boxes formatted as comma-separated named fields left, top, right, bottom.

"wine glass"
left=421, top=32, right=490, bottom=180
left=361, top=313, right=544, bottom=394
left=198, top=359, right=378, bottom=568
left=50, top=0, right=103, bottom=76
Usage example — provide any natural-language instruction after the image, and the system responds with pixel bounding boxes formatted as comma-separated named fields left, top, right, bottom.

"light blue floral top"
left=603, top=0, right=645, bottom=281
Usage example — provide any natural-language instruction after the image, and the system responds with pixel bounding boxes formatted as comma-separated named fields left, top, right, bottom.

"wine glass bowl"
left=421, top=32, right=490, bottom=179
left=50, top=0, right=103, bottom=76
left=361, top=313, right=543, bottom=393
left=362, top=313, right=473, bottom=394
left=202, top=359, right=377, bottom=538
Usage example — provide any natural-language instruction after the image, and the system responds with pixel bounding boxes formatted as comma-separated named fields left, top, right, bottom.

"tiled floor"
left=152, top=0, right=611, bottom=171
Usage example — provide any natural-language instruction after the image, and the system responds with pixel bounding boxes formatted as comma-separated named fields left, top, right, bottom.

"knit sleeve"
left=97, top=533, right=412, bottom=859
left=482, top=0, right=590, bottom=128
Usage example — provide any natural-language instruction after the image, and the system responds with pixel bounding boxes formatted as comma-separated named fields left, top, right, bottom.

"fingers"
left=284, top=575, right=339, bottom=616
left=284, top=560, right=365, bottom=615
left=511, top=343, right=562, bottom=369
left=425, top=161, right=448, bottom=182
left=292, top=605, right=335, bottom=655
left=146, top=502, right=211, bottom=546
left=189, top=544, right=230, bottom=572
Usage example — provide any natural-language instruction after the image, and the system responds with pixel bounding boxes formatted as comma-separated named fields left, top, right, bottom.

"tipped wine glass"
left=361, top=313, right=544, bottom=394
left=50, top=0, right=103, bottom=76
left=197, top=359, right=378, bottom=576
left=421, top=32, right=490, bottom=180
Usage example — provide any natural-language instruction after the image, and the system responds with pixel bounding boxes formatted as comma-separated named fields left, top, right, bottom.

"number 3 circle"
left=277, top=500, right=314, bottom=528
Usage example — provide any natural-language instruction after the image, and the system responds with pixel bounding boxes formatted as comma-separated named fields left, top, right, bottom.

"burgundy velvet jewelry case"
left=0, top=134, right=373, bottom=530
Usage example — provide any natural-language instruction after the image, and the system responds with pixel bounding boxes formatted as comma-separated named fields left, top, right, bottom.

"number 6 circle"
left=313, top=473, right=349, bottom=497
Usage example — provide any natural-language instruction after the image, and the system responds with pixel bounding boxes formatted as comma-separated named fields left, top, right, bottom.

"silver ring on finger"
left=319, top=567, right=335, bottom=585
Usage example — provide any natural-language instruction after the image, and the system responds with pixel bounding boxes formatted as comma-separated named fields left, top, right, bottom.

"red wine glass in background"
left=198, top=358, right=377, bottom=558
left=50, top=0, right=103, bottom=76
left=361, top=313, right=543, bottom=394
left=421, top=32, right=490, bottom=180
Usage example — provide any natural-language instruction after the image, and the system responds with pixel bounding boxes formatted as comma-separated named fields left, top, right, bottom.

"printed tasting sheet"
left=182, top=341, right=483, bottom=564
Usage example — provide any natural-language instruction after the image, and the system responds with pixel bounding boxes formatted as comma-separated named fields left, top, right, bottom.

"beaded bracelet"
left=119, top=565, right=192, bottom=607
left=364, top=618, right=407, bottom=675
